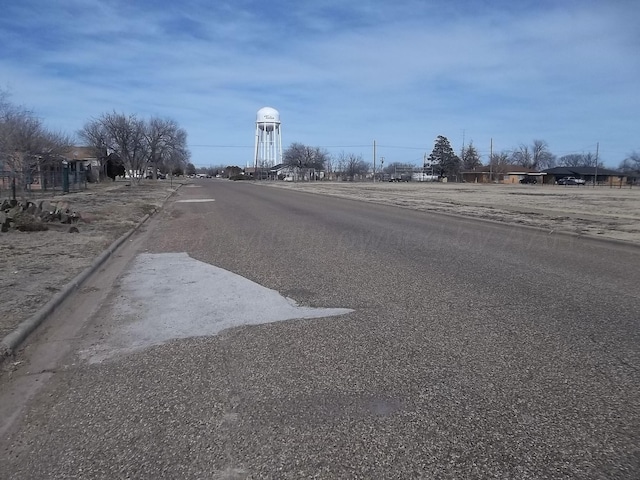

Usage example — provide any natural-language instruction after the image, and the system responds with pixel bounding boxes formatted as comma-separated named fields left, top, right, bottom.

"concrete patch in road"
left=79, top=253, right=352, bottom=363
left=175, top=199, right=216, bottom=203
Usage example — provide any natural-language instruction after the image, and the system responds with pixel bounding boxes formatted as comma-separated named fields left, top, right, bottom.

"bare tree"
left=558, top=154, right=584, bottom=167
left=532, top=139, right=556, bottom=169
left=283, top=142, right=329, bottom=180
left=619, top=151, right=640, bottom=175
left=79, top=112, right=190, bottom=184
left=383, top=162, right=414, bottom=174
left=162, top=131, right=189, bottom=176
left=324, top=154, right=334, bottom=179
left=510, top=144, right=533, bottom=168
left=106, top=112, right=146, bottom=181
left=558, top=152, right=601, bottom=168
left=489, top=151, right=511, bottom=180
left=1, top=91, right=72, bottom=195
left=336, top=152, right=368, bottom=181
left=144, top=117, right=189, bottom=179
left=283, top=143, right=329, bottom=170
left=76, top=120, right=110, bottom=180
left=512, top=140, right=555, bottom=169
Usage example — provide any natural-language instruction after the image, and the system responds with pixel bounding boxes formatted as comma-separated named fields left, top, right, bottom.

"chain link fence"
left=1, top=163, right=87, bottom=200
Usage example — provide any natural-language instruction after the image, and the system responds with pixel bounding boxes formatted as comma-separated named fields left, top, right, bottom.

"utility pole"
left=373, top=140, right=376, bottom=183
left=489, top=138, right=493, bottom=183
left=593, top=142, right=599, bottom=187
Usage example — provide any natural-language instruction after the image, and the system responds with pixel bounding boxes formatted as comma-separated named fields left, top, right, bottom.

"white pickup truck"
left=557, top=177, right=586, bottom=185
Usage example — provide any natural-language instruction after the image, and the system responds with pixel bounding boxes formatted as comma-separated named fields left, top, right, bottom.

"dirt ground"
left=0, top=179, right=185, bottom=342
left=2, top=178, right=639, bottom=352
left=269, top=181, right=640, bottom=244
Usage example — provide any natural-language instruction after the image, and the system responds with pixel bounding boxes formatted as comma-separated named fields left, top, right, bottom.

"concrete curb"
left=0, top=184, right=183, bottom=358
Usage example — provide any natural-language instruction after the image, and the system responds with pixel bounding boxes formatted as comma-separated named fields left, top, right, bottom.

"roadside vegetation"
left=1, top=89, right=191, bottom=196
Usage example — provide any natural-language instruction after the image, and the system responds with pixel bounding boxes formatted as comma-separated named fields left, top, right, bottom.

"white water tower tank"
left=256, top=107, right=280, bottom=131
left=254, top=107, right=282, bottom=168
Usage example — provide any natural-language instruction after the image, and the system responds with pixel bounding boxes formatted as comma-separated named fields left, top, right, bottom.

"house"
left=62, top=146, right=106, bottom=182
left=502, top=166, right=544, bottom=184
left=541, top=166, right=626, bottom=186
left=460, top=166, right=492, bottom=183
left=460, top=165, right=540, bottom=184
left=269, top=163, right=303, bottom=180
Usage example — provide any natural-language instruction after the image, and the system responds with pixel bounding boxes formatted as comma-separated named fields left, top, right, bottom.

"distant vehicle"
left=519, top=176, right=537, bottom=184
left=412, top=173, right=439, bottom=182
left=145, top=172, right=166, bottom=180
left=557, top=177, right=586, bottom=185
left=389, top=174, right=411, bottom=182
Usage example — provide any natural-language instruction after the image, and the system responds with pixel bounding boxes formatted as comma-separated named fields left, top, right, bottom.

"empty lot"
left=268, top=181, right=640, bottom=244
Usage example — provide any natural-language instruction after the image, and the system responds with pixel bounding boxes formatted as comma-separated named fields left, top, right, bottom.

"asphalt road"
left=1, top=179, right=639, bottom=479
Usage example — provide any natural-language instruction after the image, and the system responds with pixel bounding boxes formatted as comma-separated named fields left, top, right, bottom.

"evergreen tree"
left=462, top=142, right=482, bottom=170
left=185, top=162, right=196, bottom=175
left=428, top=135, right=461, bottom=178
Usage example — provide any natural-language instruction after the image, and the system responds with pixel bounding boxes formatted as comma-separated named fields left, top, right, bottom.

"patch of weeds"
left=140, top=204, right=157, bottom=216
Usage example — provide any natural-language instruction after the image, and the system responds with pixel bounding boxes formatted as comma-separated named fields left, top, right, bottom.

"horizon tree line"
left=1, top=90, right=191, bottom=192
left=3, top=90, right=638, bottom=185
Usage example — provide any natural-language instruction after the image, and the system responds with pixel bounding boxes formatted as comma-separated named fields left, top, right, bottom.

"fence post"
left=62, top=160, right=69, bottom=193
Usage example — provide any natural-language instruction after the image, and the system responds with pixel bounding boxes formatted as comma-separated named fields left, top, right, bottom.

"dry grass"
left=0, top=179, right=184, bottom=340
left=267, top=181, right=640, bottom=244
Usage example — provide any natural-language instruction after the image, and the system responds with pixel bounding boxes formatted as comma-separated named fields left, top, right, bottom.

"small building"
left=267, top=163, right=320, bottom=181
left=62, top=146, right=106, bottom=183
left=460, top=166, right=492, bottom=183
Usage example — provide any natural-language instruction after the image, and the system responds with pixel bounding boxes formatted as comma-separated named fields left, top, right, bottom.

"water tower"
left=254, top=107, right=282, bottom=168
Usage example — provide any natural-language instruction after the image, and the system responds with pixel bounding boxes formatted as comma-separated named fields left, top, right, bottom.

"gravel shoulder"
left=0, top=179, right=185, bottom=341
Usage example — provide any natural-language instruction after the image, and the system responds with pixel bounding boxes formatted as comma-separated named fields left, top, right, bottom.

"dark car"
left=519, top=176, right=537, bottom=184
left=145, top=172, right=167, bottom=180
left=557, top=177, right=586, bottom=185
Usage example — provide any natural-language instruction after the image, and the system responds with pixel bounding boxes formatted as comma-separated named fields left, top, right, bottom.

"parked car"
left=145, top=172, right=166, bottom=179
left=519, top=176, right=537, bottom=184
left=557, top=177, right=586, bottom=185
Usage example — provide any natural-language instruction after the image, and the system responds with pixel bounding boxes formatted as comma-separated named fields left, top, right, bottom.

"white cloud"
left=1, top=0, right=638, bottom=166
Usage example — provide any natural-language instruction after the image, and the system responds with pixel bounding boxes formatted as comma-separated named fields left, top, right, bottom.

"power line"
left=189, top=143, right=430, bottom=150
left=190, top=144, right=253, bottom=148
left=188, top=142, right=631, bottom=159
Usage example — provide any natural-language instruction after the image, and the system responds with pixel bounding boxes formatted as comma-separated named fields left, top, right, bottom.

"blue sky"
left=1, top=0, right=638, bottom=168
